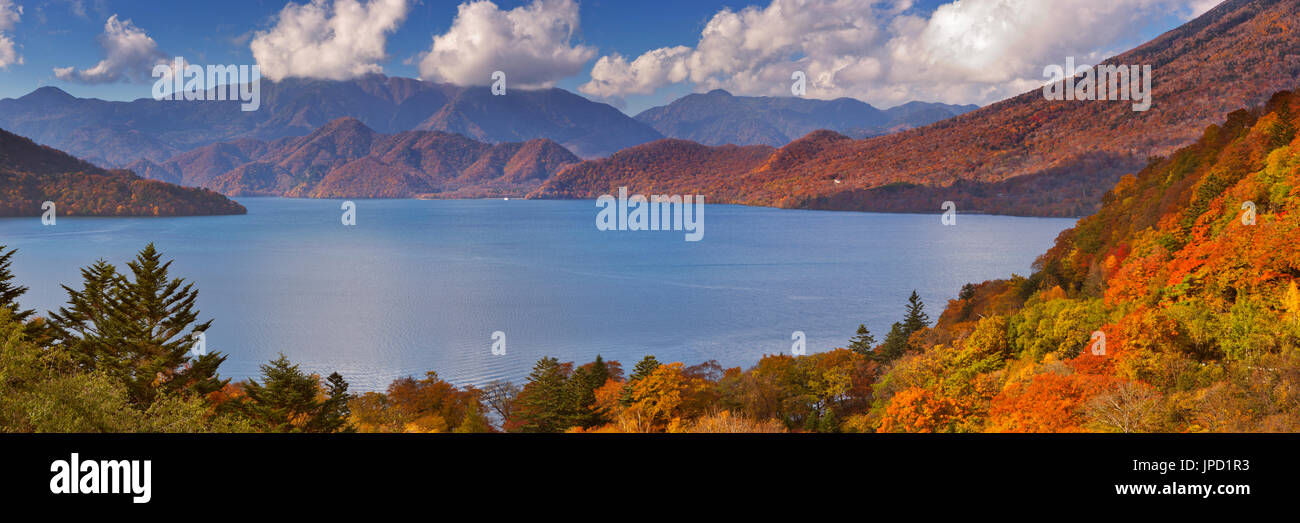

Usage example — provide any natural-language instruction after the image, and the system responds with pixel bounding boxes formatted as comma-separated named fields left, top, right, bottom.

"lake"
left=0, top=198, right=1074, bottom=391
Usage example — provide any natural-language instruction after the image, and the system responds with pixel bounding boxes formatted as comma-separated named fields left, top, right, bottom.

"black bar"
left=1, top=433, right=1291, bottom=512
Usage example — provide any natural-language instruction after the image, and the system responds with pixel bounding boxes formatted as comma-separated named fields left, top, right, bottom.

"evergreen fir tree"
left=848, top=324, right=877, bottom=356
left=874, top=291, right=932, bottom=363
left=629, top=355, right=661, bottom=381
left=0, top=246, right=34, bottom=324
left=565, top=355, right=611, bottom=428
left=902, top=290, right=932, bottom=334
left=47, top=245, right=227, bottom=404
left=239, top=357, right=355, bottom=433
left=876, top=322, right=908, bottom=362
left=622, top=355, right=663, bottom=407
left=513, top=356, right=569, bottom=432
left=308, top=372, right=356, bottom=433
left=48, top=259, right=130, bottom=379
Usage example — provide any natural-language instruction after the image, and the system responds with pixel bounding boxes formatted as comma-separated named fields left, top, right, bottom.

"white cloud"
left=418, top=0, right=595, bottom=88
left=54, top=14, right=166, bottom=83
left=1187, top=0, right=1224, bottom=18
left=580, top=0, right=1207, bottom=107
left=582, top=46, right=691, bottom=98
left=251, top=0, right=410, bottom=82
left=0, top=0, right=22, bottom=69
left=0, top=0, right=19, bottom=29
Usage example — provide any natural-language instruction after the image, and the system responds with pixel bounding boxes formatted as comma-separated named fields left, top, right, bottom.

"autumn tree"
left=453, top=391, right=493, bottom=434
left=384, top=371, right=482, bottom=432
left=483, top=380, right=521, bottom=425
left=623, top=362, right=690, bottom=430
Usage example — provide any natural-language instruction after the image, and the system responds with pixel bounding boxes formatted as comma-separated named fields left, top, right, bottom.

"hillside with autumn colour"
left=532, top=138, right=776, bottom=199
left=0, top=128, right=245, bottom=217
left=532, top=0, right=1300, bottom=217
left=864, top=90, right=1300, bottom=432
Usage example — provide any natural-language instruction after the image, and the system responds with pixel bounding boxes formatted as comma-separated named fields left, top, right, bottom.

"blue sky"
left=0, top=0, right=1216, bottom=114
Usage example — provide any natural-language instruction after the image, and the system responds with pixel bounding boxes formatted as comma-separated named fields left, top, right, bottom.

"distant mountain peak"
left=705, top=89, right=733, bottom=97
left=19, top=86, right=75, bottom=102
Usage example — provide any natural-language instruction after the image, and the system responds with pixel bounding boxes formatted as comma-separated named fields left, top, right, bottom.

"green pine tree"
left=847, top=324, right=876, bottom=356
left=0, top=245, right=34, bottom=324
left=240, top=354, right=318, bottom=432
left=902, top=290, right=931, bottom=334
left=622, top=355, right=663, bottom=407
left=47, top=245, right=227, bottom=404
left=874, top=291, right=932, bottom=363
left=240, top=354, right=352, bottom=433
left=629, top=355, right=661, bottom=381
left=512, top=356, right=570, bottom=432
left=308, top=372, right=355, bottom=433
left=565, top=355, right=611, bottom=428
left=876, top=322, right=909, bottom=362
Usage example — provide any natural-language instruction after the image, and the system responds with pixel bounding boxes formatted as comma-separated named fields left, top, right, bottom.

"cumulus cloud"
left=251, top=0, right=410, bottom=82
left=580, top=0, right=1209, bottom=107
left=582, top=46, right=692, bottom=98
left=54, top=14, right=166, bottom=83
left=0, top=0, right=21, bottom=69
left=418, top=0, right=595, bottom=88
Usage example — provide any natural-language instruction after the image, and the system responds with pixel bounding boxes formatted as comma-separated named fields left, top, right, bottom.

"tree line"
left=0, top=242, right=938, bottom=433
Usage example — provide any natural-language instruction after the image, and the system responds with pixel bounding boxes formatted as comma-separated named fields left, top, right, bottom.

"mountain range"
left=536, top=0, right=1300, bottom=217
left=127, top=117, right=581, bottom=199
left=634, top=89, right=977, bottom=146
left=0, top=76, right=659, bottom=165
left=0, top=76, right=978, bottom=175
left=0, top=128, right=243, bottom=217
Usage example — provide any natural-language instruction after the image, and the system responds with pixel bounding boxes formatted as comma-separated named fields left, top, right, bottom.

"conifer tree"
left=848, top=324, right=877, bottom=356
left=47, top=244, right=227, bottom=404
left=565, top=355, right=611, bottom=428
left=48, top=260, right=126, bottom=377
left=512, top=356, right=570, bottom=432
left=902, top=290, right=931, bottom=334
left=0, top=246, right=34, bottom=324
left=240, top=354, right=321, bottom=432
left=308, top=372, right=355, bottom=433
left=875, top=291, right=932, bottom=363
left=630, top=355, right=661, bottom=381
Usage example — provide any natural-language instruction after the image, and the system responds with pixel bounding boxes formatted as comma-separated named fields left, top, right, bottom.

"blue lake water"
left=0, top=198, right=1074, bottom=391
